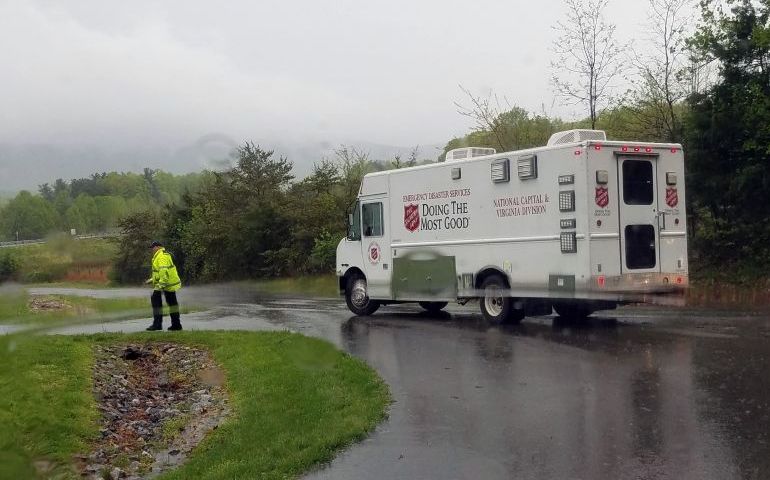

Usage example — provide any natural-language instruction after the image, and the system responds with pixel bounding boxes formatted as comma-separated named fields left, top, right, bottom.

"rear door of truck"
left=617, top=153, right=661, bottom=274
left=655, top=147, right=688, bottom=277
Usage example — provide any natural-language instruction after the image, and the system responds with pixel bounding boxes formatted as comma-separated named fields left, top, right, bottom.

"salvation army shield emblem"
left=666, top=187, right=679, bottom=208
left=595, top=186, right=609, bottom=208
left=404, top=203, right=420, bottom=232
left=368, top=242, right=381, bottom=264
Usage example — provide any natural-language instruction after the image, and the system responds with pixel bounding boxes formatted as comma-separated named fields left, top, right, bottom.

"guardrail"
left=0, top=233, right=120, bottom=249
left=0, top=239, right=45, bottom=248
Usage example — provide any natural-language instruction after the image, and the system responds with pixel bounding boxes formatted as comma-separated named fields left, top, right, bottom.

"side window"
left=362, top=202, right=383, bottom=237
left=348, top=201, right=361, bottom=241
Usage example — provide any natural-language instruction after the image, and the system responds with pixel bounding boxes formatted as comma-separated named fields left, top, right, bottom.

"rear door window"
left=623, top=160, right=654, bottom=205
left=625, top=224, right=656, bottom=269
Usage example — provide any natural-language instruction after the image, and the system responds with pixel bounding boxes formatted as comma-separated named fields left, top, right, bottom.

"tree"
left=94, top=196, right=128, bottom=231
left=38, top=183, right=54, bottom=202
left=551, top=0, right=624, bottom=128
left=407, top=146, right=420, bottom=167
left=335, top=145, right=372, bottom=211
left=143, top=168, right=162, bottom=203
left=173, top=142, right=295, bottom=281
left=70, top=194, right=99, bottom=232
left=446, top=100, right=567, bottom=157
left=64, top=204, right=86, bottom=234
left=455, top=86, right=516, bottom=151
left=111, top=210, right=165, bottom=284
left=0, top=191, right=59, bottom=240
left=685, top=0, right=770, bottom=277
left=628, top=0, right=692, bottom=142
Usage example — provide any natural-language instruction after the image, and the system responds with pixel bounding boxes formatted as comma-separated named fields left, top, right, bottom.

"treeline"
left=112, top=144, right=411, bottom=283
left=0, top=170, right=203, bottom=240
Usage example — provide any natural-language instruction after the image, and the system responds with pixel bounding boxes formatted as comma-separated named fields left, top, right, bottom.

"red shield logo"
left=404, top=203, right=420, bottom=232
left=595, top=187, right=609, bottom=208
left=368, top=242, right=381, bottom=264
left=666, top=187, right=678, bottom=208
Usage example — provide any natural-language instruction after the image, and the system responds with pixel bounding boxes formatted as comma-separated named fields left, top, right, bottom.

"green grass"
left=0, top=335, right=98, bottom=479
left=3, top=236, right=116, bottom=284
left=250, top=274, right=338, bottom=298
left=0, top=332, right=390, bottom=480
left=161, top=414, right=191, bottom=443
left=0, top=291, right=196, bottom=325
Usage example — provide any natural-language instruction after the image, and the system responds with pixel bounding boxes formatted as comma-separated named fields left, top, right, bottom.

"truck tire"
left=479, top=275, right=523, bottom=324
left=419, top=301, right=448, bottom=314
left=553, top=301, right=593, bottom=321
left=345, top=274, right=380, bottom=316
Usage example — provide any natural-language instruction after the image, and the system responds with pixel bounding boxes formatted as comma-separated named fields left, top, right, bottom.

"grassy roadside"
left=1, top=236, right=116, bottom=284
left=0, top=291, right=196, bottom=325
left=0, top=332, right=390, bottom=480
left=0, top=335, right=97, bottom=479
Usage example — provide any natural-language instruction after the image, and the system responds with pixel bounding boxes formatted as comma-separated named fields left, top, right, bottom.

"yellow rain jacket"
left=151, top=248, right=182, bottom=292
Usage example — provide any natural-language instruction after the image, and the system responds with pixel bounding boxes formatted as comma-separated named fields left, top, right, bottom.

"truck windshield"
left=348, top=201, right=361, bottom=241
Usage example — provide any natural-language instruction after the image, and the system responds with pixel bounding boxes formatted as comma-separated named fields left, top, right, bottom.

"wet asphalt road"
left=16, top=287, right=770, bottom=479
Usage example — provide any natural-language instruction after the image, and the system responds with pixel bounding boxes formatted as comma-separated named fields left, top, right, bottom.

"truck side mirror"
left=348, top=213, right=354, bottom=226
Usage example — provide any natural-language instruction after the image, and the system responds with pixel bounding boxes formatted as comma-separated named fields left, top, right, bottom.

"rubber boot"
left=166, top=291, right=182, bottom=330
left=147, top=291, right=163, bottom=331
left=168, top=312, right=182, bottom=331
left=146, top=312, right=163, bottom=331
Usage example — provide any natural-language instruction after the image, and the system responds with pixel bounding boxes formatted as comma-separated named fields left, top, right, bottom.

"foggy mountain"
left=0, top=136, right=446, bottom=192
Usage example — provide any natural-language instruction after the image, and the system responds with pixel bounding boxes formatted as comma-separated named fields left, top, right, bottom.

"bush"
left=0, top=251, right=20, bottom=282
left=309, top=231, right=340, bottom=273
left=110, top=210, right=164, bottom=285
left=20, top=263, right=70, bottom=283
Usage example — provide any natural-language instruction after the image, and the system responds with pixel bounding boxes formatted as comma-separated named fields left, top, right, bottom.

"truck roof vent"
left=445, top=147, right=496, bottom=162
left=547, top=129, right=607, bottom=146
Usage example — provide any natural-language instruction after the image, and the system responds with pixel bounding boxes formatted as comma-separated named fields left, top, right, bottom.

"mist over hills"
left=0, top=136, right=446, bottom=192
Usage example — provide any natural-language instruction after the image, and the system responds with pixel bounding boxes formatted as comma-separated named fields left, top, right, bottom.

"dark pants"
left=151, top=290, right=181, bottom=328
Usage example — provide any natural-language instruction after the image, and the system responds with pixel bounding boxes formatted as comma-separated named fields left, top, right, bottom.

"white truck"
left=336, top=129, right=688, bottom=323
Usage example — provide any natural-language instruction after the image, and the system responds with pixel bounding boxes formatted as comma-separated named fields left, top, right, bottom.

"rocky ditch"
left=28, top=295, right=72, bottom=312
left=81, top=343, right=229, bottom=479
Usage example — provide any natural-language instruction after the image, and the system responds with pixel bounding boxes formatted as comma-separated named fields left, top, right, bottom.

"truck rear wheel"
left=419, top=301, right=448, bottom=314
left=345, top=274, right=380, bottom=316
left=479, top=275, right=523, bottom=324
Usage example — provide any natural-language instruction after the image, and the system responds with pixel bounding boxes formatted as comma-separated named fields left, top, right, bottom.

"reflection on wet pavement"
left=6, top=286, right=770, bottom=479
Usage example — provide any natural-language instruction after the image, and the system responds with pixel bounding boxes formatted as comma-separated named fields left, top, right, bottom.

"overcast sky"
left=0, top=0, right=694, bottom=189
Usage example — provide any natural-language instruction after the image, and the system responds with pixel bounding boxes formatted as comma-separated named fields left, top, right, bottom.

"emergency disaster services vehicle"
left=336, top=129, right=688, bottom=323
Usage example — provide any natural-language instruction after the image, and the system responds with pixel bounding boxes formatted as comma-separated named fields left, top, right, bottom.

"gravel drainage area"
left=82, top=342, right=229, bottom=480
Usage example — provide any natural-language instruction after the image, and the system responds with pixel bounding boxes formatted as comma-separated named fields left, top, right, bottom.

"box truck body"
left=336, top=130, right=688, bottom=322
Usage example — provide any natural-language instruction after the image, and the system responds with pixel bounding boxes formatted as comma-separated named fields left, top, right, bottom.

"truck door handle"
left=657, top=212, right=667, bottom=230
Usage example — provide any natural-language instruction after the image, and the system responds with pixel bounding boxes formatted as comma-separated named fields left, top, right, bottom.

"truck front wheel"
left=479, top=275, right=523, bottom=324
left=345, top=274, right=380, bottom=316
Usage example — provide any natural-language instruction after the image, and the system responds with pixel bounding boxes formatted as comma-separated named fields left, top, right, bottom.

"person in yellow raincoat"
left=145, top=241, right=183, bottom=331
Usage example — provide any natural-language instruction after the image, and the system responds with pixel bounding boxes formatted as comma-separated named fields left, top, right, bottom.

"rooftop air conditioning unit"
left=444, top=147, right=496, bottom=162
left=547, top=129, right=607, bottom=146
